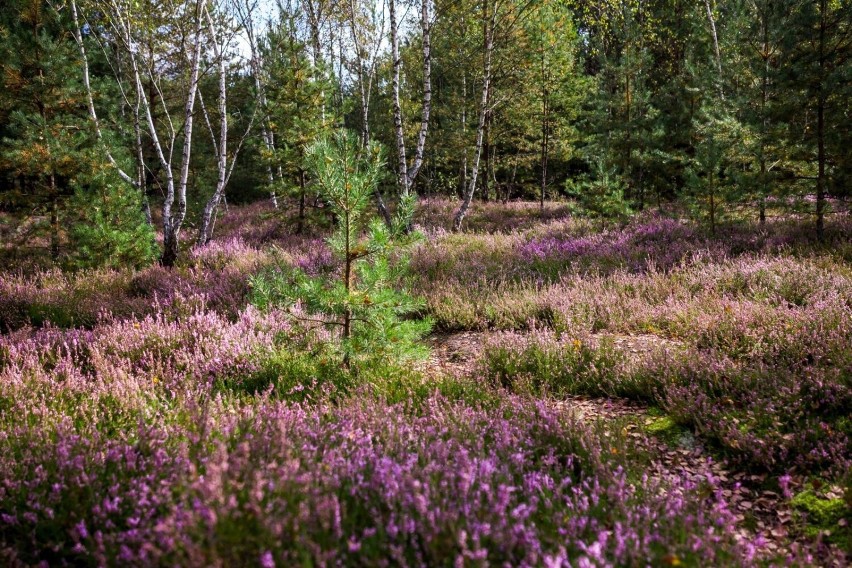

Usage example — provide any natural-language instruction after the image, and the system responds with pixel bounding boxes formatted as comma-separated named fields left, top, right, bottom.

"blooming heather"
left=1, top=201, right=849, bottom=565
left=0, top=392, right=754, bottom=565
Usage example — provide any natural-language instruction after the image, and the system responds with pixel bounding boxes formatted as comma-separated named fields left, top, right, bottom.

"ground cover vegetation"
left=1, top=0, right=850, bottom=565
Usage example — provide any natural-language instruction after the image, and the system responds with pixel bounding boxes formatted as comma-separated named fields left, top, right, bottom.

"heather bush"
left=0, top=307, right=294, bottom=402
left=414, top=211, right=852, bottom=314
left=0, top=392, right=756, bottom=566
left=0, top=420, right=190, bottom=566
left=481, top=331, right=644, bottom=399
left=414, top=197, right=577, bottom=233
left=481, top=332, right=852, bottom=476
left=0, top=237, right=280, bottom=331
left=0, top=268, right=146, bottom=331
left=419, top=243, right=852, bottom=349
left=1, top=201, right=849, bottom=564
left=652, top=355, right=852, bottom=475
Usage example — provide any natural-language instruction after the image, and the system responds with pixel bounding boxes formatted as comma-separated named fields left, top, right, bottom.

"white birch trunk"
left=197, top=5, right=230, bottom=246
left=407, top=0, right=432, bottom=185
left=70, top=0, right=136, bottom=187
left=162, top=0, right=204, bottom=266
left=453, top=0, right=494, bottom=231
left=704, top=0, right=724, bottom=98
left=389, top=0, right=409, bottom=194
left=389, top=0, right=432, bottom=198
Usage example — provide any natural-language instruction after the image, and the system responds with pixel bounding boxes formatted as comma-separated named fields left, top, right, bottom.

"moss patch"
left=791, top=490, right=851, bottom=551
left=645, top=415, right=678, bottom=435
left=643, top=415, right=696, bottom=449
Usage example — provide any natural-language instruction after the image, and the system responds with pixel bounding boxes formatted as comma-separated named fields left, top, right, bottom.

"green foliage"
left=67, top=168, right=157, bottom=270
left=683, top=110, right=744, bottom=232
left=0, top=1, right=154, bottom=268
left=0, top=0, right=88, bottom=258
left=481, top=335, right=643, bottom=399
left=564, top=160, right=633, bottom=220
left=225, top=345, right=352, bottom=403
left=791, top=489, right=851, bottom=550
left=252, top=130, right=431, bottom=371
left=260, top=11, right=334, bottom=210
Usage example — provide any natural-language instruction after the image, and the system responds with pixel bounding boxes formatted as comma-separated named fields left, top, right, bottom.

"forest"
left=0, top=0, right=850, bottom=565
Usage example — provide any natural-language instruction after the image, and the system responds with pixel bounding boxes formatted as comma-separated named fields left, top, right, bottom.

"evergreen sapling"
left=252, top=131, right=431, bottom=371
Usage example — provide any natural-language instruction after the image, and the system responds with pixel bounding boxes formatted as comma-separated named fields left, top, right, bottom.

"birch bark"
left=453, top=0, right=494, bottom=231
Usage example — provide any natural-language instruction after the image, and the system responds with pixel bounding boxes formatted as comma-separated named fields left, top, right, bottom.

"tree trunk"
left=163, top=0, right=204, bottom=266
left=816, top=0, right=827, bottom=242
left=198, top=6, right=231, bottom=247
left=704, top=0, right=724, bottom=99
left=342, top=202, right=353, bottom=369
left=349, top=0, right=371, bottom=148
left=305, top=0, right=327, bottom=125
left=390, top=0, right=433, bottom=199
left=759, top=11, right=769, bottom=226
left=709, top=170, right=716, bottom=236
left=241, top=3, right=278, bottom=207
left=50, top=174, right=59, bottom=261
left=347, top=0, right=391, bottom=226
left=453, top=0, right=494, bottom=231
left=482, top=111, right=491, bottom=202
left=540, top=89, right=549, bottom=213
left=298, top=169, right=307, bottom=234
left=406, top=0, right=433, bottom=186
left=458, top=71, right=468, bottom=198
left=134, top=92, right=152, bottom=225
left=70, top=0, right=136, bottom=187
left=389, top=0, right=409, bottom=195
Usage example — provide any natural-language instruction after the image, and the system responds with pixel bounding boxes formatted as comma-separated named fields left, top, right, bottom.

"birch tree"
left=451, top=0, right=499, bottom=231
left=344, top=0, right=391, bottom=223
left=452, top=0, right=495, bottom=230
left=78, top=0, right=205, bottom=266
left=237, top=0, right=281, bottom=207
left=197, top=1, right=257, bottom=246
left=388, top=0, right=433, bottom=199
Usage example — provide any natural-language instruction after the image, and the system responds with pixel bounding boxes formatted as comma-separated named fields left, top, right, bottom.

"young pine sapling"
left=252, top=131, right=431, bottom=370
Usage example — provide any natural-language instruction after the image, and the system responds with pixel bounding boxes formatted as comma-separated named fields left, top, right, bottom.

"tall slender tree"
left=778, top=0, right=852, bottom=240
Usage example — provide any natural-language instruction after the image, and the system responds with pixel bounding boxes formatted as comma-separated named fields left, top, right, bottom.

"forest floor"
left=425, top=331, right=849, bottom=565
left=2, top=200, right=850, bottom=565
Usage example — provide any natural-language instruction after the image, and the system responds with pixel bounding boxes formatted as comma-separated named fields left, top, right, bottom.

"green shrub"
left=480, top=334, right=643, bottom=399
left=67, top=168, right=157, bottom=270
left=251, top=131, right=432, bottom=373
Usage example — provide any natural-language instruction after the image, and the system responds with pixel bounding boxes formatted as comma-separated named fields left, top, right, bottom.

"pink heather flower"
left=260, top=551, right=275, bottom=568
left=778, top=474, right=793, bottom=499
left=75, top=520, right=88, bottom=540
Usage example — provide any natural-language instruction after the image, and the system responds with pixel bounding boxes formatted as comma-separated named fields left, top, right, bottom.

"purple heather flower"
left=260, top=551, right=275, bottom=568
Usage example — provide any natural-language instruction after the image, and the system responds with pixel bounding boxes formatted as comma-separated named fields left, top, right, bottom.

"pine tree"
left=0, top=0, right=87, bottom=260
left=251, top=131, right=430, bottom=370
left=777, top=0, right=852, bottom=239
left=67, top=164, right=157, bottom=269
left=261, top=12, right=334, bottom=231
left=0, top=0, right=157, bottom=268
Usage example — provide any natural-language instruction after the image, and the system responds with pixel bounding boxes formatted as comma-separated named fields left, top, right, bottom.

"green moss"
left=791, top=490, right=851, bottom=551
left=643, top=415, right=696, bottom=449
left=791, top=490, right=846, bottom=526
left=645, top=415, right=677, bottom=435
left=645, top=406, right=665, bottom=418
